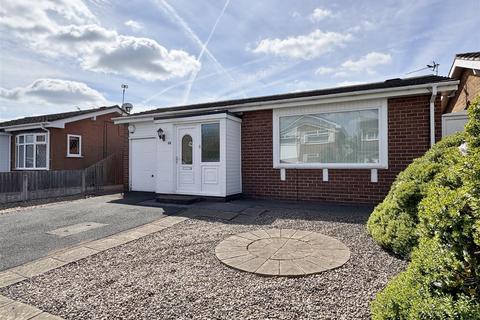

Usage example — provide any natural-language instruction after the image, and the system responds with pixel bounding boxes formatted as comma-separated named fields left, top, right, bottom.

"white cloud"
left=0, top=0, right=96, bottom=35
left=315, top=66, right=335, bottom=75
left=0, top=79, right=108, bottom=106
left=310, top=8, right=332, bottom=22
left=124, top=20, right=143, bottom=31
left=82, top=36, right=201, bottom=81
left=252, top=29, right=352, bottom=59
left=315, top=52, right=392, bottom=78
left=0, top=0, right=200, bottom=81
left=341, top=52, right=392, bottom=73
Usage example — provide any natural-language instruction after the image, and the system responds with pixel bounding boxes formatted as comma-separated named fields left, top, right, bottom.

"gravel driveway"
left=0, top=204, right=406, bottom=319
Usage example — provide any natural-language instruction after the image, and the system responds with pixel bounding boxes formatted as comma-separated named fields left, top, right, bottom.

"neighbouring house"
left=442, top=51, right=480, bottom=136
left=114, top=75, right=460, bottom=204
left=0, top=106, right=128, bottom=172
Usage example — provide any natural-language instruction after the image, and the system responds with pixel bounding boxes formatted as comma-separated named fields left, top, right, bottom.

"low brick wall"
left=241, top=94, right=442, bottom=204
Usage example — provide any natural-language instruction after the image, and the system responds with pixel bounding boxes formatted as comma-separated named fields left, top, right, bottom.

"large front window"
left=274, top=104, right=387, bottom=169
left=16, top=133, right=48, bottom=169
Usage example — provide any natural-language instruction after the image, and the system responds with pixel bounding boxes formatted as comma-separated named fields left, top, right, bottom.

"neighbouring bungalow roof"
left=448, top=51, right=480, bottom=78
left=455, top=52, right=480, bottom=61
left=0, top=106, right=122, bottom=129
left=131, top=75, right=453, bottom=117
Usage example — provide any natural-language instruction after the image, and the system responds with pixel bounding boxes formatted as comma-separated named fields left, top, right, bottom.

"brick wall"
left=10, top=112, right=128, bottom=178
left=49, top=112, right=127, bottom=170
left=447, top=69, right=480, bottom=113
left=241, top=94, right=442, bottom=204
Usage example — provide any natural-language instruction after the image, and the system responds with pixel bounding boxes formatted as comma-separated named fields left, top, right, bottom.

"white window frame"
left=67, top=134, right=82, bottom=158
left=272, top=99, right=388, bottom=169
left=15, top=133, right=49, bottom=170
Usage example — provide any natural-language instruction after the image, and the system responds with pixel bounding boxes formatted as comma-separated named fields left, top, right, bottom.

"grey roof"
left=134, top=75, right=453, bottom=116
left=0, top=106, right=121, bottom=128
left=456, top=52, right=480, bottom=61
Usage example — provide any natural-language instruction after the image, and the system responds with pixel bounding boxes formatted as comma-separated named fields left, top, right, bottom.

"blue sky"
left=0, top=0, right=479, bottom=121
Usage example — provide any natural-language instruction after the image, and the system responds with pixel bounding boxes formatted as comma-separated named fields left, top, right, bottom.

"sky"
left=0, top=0, right=479, bottom=121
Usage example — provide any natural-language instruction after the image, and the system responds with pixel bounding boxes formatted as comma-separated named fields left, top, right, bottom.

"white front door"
left=176, top=126, right=199, bottom=193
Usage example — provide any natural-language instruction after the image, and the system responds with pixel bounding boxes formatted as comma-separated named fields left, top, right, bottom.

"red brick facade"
left=446, top=69, right=480, bottom=113
left=10, top=112, right=127, bottom=172
left=241, top=94, right=442, bottom=204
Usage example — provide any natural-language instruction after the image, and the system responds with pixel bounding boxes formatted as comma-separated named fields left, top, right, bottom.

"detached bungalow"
left=0, top=106, right=127, bottom=172
left=114, top=75, right=459, bottom=204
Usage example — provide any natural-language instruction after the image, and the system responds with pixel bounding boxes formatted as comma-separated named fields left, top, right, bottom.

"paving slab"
left=52, top=247, right=99, bottom=263
left=255, top=259, right=279, bottom=276
left=11, top=258, right=66, bottom=278
left=0, top=301, right=42, bottom=320
left=215, top=229, right=350, bottom=276
left=0, top=294, right=13, bottom=307
left=0, top=271, right=26, bottom=288
left=131, top=223, right=168, bottom=235
left=84, top=238, right=127, bottom=251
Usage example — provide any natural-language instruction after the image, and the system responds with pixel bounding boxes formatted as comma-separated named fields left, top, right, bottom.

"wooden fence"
left=0, top=153, right=124, bottom=204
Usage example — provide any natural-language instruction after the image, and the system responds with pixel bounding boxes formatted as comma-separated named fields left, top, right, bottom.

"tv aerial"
left=406, top=61, right=440, bottom=75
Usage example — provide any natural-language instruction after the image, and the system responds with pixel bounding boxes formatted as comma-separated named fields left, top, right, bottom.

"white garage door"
left=131, top=138, right=156, bottom=192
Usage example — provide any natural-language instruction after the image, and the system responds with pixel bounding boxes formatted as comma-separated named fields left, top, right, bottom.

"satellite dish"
left=122, top=103, right=133, bottom=113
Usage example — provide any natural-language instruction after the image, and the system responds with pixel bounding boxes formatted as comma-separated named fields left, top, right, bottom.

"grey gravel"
left=0, top=206, right=407, bottom=319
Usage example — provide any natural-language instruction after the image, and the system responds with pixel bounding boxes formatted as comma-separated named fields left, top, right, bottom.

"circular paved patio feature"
left=215, top=229, right=350, bottom=276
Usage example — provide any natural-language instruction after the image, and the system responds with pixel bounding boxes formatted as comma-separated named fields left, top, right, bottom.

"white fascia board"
left=1, top=108, right=125, bottom=131
left=114, top=116, right=155, bottom=124
left=153, top=112, right=241, bottom=124
left=112, top=81, right=459, bottom=123
left=48, top=108, right=126, bottom=128
left=2, top=123, right=49, bottom=131
left=449, top=59, right=480, bottom=77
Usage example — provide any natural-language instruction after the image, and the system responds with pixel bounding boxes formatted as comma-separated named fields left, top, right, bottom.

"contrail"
left=182, top=0, right=231, bottom=104
left=140, top=57, right=268, bottom=105
left=154, top=0, right=245, bottom=99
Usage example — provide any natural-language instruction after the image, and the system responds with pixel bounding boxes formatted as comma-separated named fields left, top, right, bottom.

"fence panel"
left=0, top=172, right=23, bottom=193
left=0, top=152, right=124, bottom=204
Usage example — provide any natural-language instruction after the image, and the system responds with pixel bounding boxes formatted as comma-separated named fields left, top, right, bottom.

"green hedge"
left=371, top=239, right=480, bottom=320
left=370, top=96, right=480, bottom=319
left=366, top=131, right=466, bottom=258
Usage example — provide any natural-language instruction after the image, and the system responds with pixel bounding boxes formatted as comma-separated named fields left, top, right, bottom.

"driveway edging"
left=0, top=215, right=188, bottom=320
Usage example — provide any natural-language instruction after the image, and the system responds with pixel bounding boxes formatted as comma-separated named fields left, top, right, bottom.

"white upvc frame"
left=272, top=98, right=389, bottom=169
left=15, top=133, right=49, bottom=170
left=67, top=134, right=82, bottom=157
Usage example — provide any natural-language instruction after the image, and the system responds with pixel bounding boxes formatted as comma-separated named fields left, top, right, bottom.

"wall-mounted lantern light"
left=157, top=128, right=165, bottom=141
left=128, top=124, right=136, bottom=134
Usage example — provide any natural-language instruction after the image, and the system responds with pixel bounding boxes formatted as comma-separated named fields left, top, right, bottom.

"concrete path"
left=0, top=193, right=182, bottom=271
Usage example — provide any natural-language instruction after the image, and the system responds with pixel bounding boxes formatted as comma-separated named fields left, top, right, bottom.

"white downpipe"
left=429, top=84, right=438, bottom=147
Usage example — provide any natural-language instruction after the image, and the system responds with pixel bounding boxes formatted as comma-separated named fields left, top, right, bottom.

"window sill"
left=14, top=168, right=49, bottom=171
left=66, top=155, right=83, bottom=158
left=273, top=163, right=388, bottom=170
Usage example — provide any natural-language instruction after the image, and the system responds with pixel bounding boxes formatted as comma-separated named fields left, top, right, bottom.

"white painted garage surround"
left=128, top=113, right=242, bottom=197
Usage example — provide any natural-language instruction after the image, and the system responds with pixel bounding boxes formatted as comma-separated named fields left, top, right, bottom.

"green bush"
left=371, top=96, right=480, bottom=319
left=367, top=131, right=466, bottom=258
left=372, top=239, right=480, bottom=320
